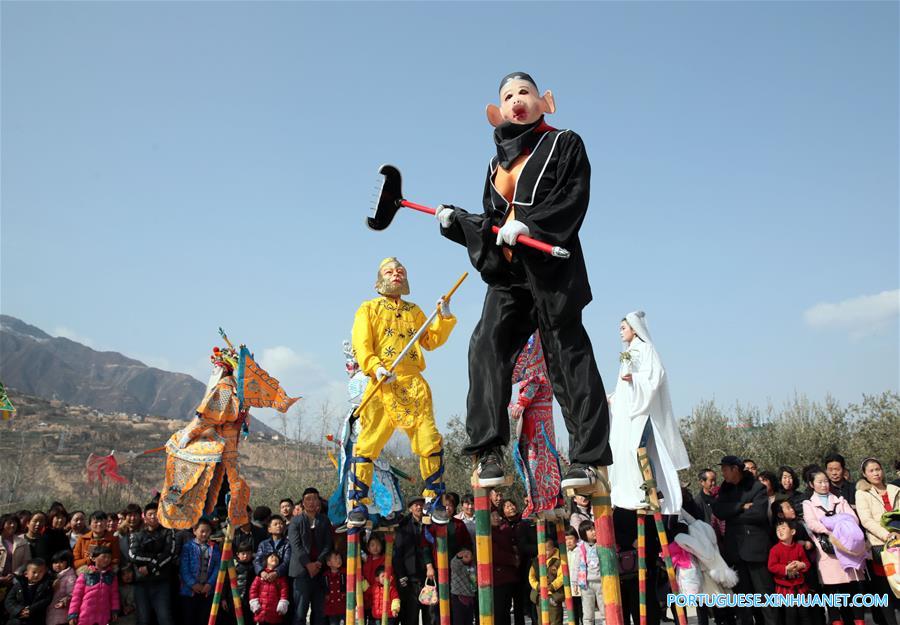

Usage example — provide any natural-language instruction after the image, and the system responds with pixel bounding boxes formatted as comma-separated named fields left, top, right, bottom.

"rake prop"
left=369, top=164, right=570, bottom=259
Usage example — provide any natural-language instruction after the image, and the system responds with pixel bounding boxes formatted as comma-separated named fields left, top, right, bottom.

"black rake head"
left=367, top=164, right=404, bottom=231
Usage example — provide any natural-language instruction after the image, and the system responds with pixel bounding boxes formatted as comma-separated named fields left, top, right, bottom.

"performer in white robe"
left=608, top=310, right=689, bottom=514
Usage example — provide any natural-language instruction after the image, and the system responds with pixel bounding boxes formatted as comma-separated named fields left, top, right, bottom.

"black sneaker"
left=424, top=498, right=449, bottom=525
left=560, top=464, right=598, bottom=490
left=347, top=506, right=369, bottom=528
left=475, top=448, right=505, bottom=487
left=377, top=512, right=401, bottom=529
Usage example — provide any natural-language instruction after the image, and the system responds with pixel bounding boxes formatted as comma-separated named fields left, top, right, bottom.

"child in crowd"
left=569, top=521, right=601, bottom=625
left=364, top=565, right=399, bottom=625
left=67, top=546, right=119, bottom=625
left=529, top=536, right=564, bottom=625
left=767, top=520, right=811, bottom=625
left=361, top=534, right=385, bottom=624
left=449, top=546, right=476, bottom=625
left=72, top=512, right=121, bottom=571
left=249, top=553, right=289, bottom=624
left=254, top=515, right=291, bottom=581
left=234, top=542, right=257, bottom=619
left=46, top=551, right=76, bottom=625
left=563, top=528, right=583, bottom=625
left=4, top=558, right=53, bottom=625
left=116, top=564, right=137, bottom=625
left=361, top=534, right=385, bottom=588
left=323, top=551, right=346, bottom=625
left=178, top=518, right=221, bottom=624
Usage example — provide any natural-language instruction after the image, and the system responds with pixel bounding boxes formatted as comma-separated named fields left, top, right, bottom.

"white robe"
left=608, top=337, right=689, bottom=514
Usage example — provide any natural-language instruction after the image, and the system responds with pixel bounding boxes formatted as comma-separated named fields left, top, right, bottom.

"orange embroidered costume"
left=159, top=343, right=298, bottom=529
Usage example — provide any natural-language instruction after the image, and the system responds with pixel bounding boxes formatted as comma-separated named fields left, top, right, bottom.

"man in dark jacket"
left=711, top=456, right=776, bottom=625
left=694, top=468, right=717, bottom=524
left=288, top=488, right=333, bottom=625
left=824, top=452, right=857, bottom=506
left=129, top=503, right=175, bottom=625
left=393, top=497, right=436, bottom=625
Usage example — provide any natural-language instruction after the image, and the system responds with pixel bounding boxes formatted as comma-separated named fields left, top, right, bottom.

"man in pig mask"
left=436, top=72, right=611, bottom=490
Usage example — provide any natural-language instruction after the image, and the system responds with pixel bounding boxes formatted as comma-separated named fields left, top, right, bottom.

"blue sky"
left=2, top=2, right=897, bottom=441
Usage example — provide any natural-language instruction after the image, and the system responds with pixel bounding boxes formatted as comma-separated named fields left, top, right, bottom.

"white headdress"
left=624, top=310, right=652, bottom=345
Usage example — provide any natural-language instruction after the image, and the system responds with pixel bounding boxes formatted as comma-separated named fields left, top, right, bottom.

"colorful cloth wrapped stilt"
left=473, top=485, right=495, bottom=625
left=510, top=332, right=564, bottom=518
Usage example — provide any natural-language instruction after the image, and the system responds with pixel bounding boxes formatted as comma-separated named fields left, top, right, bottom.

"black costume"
left=440, top=120, right=612, bottom=467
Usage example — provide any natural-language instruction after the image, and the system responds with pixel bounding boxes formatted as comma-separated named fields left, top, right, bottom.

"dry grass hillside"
left=0, top=392, right=339, bottom=513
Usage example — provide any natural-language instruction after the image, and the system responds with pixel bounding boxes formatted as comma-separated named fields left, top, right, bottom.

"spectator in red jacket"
left=250, top=553, right=290, bottom=624
left=364, top=566, right=399, bottom=625
left=322, top=552, right=345, bottom=625
left=490, top=510, right=519, bottom=625
left=767, top=520, right=811, bottom=625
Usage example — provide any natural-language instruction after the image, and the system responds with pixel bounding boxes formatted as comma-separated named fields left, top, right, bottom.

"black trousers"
left=464, top=280, right=612, bottom=466
left=732, top=561, right=777, bottom=625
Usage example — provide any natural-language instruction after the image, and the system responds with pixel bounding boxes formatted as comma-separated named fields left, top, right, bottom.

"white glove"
left=177, top=431, right=192, bottom=449
left=437, top=298, right=452, bottom=319
left=375, top=366, right=396, bottom=385
left=249, top=599, right=260, bottom=613
left=436, top=205, right=456, bottom=229
left=495, top=219, right=529, bottom=246
left=277, top=599, right=289, bottom=615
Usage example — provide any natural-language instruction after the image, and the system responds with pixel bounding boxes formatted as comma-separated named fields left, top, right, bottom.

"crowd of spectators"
left=0, top=454, right=898, bottom=625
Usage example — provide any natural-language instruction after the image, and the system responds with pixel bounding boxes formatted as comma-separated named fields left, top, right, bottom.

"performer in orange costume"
left=159, top=347, right=250, bottom=529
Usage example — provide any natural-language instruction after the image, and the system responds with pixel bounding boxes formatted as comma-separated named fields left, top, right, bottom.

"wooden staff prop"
left=638, top=511, right=647, bottom=625
left=536, top=518, right=551, bottom=625
left=637, top=446, right=688, bottom=625
left=353, top=272, right=468, bottom=419
left=554, top=516, right=577, bottom=625
left=381, top=530, right=395, bottom=625
left=436, top=525, right=451, bottom=625
left=370, top=165, right=571, bottom=259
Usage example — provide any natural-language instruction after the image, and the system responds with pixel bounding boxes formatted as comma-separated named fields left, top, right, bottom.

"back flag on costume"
left=237, top=346, right=300, bottom=413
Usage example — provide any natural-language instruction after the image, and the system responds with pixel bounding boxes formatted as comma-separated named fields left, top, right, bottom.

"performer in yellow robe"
left=349, top=257, right=456, bottom=526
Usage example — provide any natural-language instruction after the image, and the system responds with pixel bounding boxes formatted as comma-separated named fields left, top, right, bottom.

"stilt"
left=566, top=467, right=624, bottom=625
left=381, top=529, right=395, bottom=625
left=637, top=511, right=647, bottom=625
left=637, top=446, right=688, bottom=625
left=357, top=555, right=365, bottom=625
left=346, top=529, right=361, bottom=625
left=226, top=555, right=246, bottom=625
left=472, top=473, right=511, bottom=625
left=536, top=518, right=551, bottom=625
left=436, top=524, right=451, bottom=625
left=553, top=516, right=577, bottom=625
left=207, top=523, right=245, bottom=625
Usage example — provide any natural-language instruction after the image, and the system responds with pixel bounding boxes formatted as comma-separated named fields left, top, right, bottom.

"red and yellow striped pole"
left=473, top=485, right=495, bottom=625
left=554, top=518, right=577, bottom=625
left=637, top=511, right=647, bottom=625
left=589, top=468, right=624, bottom=625
left=381, top=531, right=395, bottom=625
left=436, top=525, right=451, bottom=625
left=536, top=518, right=551, bottom=625
left=346, top=530, right=360, bottom=625
left=637, top=447, right=688, bottom=625
left=207, top=524, right=234, bottom=625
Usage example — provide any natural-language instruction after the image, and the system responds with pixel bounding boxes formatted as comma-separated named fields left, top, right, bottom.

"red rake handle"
left=400, top=200, right=570, bottom=259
